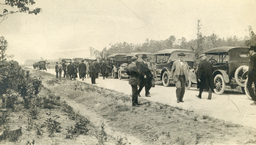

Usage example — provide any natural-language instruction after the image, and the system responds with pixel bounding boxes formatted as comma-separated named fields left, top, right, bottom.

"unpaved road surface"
left=43, top=68, right=256, bottom=129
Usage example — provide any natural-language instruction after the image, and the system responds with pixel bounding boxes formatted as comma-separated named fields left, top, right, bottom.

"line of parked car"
left=107, top=46, right=251, bottom=97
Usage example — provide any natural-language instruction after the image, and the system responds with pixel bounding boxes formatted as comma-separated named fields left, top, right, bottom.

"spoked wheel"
left=244, top=79, right=255, bottom=100
left=185, top=78, right=192, bottom=90
left=214, top=74, right=226, bottom=95
left=234, top=65, right=248, bottom=87
left=162, top=71, right=170, bottom=87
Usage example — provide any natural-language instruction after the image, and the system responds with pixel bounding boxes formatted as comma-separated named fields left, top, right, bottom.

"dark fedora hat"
left=178, top=53, right=186, bottom=56
left=249, top=46, right=256, bottom=51
left=141, top=54, right=147, bottom=59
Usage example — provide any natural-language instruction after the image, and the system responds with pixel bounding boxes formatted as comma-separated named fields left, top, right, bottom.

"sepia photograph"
left=0, top=0, right=256, bottom=144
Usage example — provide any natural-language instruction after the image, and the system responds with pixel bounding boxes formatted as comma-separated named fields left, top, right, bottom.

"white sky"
left=0, top=0, right=256, bottom=64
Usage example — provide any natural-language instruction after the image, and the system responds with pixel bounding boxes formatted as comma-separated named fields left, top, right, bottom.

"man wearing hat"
left=196, top=54, right=214, bottom=100
left=170, top=52, right=189, bottom=103
left=247, top=45, right=256, bottom=105
left=137, top=54, right=153, bottom=97
left=78, top=59, right=87, bottom=81
left=127, top=56, right=141, bottom=106
left=67, top=61, right=75, bottom=80
left=55, top=62, right=59, bottom=78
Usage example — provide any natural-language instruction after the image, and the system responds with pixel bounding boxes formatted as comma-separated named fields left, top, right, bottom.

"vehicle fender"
left=213, top=70, right=229, bottom=83
left=161, top=67, right=172, bottom=79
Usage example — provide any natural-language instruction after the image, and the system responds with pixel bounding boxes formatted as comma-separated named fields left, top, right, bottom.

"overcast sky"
left=1, top=0, right=256, bottom=64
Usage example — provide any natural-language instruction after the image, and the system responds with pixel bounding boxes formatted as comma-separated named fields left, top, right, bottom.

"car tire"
left=213, top=74, right=226, bottom=95
left=162, top=71, right=170, bottom=87
left=234, top=65, right=248, bottom=87
left=244, top=79, right=253, bottom=100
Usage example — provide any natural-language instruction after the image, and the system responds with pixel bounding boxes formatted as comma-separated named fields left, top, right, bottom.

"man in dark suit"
left=62, top=61, right=67, bottom=78
left=100, top=60, right=108, bottom=79
left=78, top=60, right=87, bottom=81
left=137, top=54, right=153, bottom=97
left=90, top=60, right=96, bottom=84
left=171, top=53, right=189, bottom=103
left=127, top=56, right=141, bottom=106
left=55, top=62, right=59, bottom=78
left=94, top=59, right=101, bottom=78
left=67, top=62, right=75, bottom=80
left=247, top=45, right=256, bottom=105
left=196, top=54, right=214, bottom=100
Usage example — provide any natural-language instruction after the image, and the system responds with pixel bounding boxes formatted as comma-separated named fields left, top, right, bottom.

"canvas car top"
left=204, top=46, right=249, bottom=54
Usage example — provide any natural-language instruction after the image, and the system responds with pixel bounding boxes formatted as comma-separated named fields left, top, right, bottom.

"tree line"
left=92, top=26, right=256, bottom=60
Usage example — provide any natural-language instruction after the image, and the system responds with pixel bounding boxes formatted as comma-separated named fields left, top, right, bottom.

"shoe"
left=132, top=104, right=140, bottom=107
left=250, top=101, right=256, bottom=105
left=207, top=98, right=211, bottom=100
left=136, top=103, right=142, bottom=105
left=177, top=100, right=180, bottom=103
left=196, top=95, right=201, bottom=99
left=146, top=94, right=151, bottom=97
left=179, top=100, right=184, bottom=103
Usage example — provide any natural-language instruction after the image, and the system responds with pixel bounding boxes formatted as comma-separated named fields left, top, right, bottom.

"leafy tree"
left=0, top=0, right=41, bottom=23
left=0, top=36, right=8, bottom=61
left=245, top=26, right=256, bottom=46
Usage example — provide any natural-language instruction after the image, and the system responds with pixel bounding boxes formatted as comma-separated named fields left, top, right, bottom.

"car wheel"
left=162, top=71, right=170, bottom=87
left=244, top=79, right=254, bottom=100
left=213, top=74, right=226, bottom=95
left=234, top=65, right=248, bottom=87
left=185, top=78, right=192, bottom=90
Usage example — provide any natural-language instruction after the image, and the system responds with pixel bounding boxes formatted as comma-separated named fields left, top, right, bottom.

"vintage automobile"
left=107, top=53, right=127, bottom=78
left=73, top=58, right=83, bottom=67
left=203, top=46, right=249, bottom=95
left=154, top=49, right=196, bottom=89
left=33, top=62, right=39, bottom=69
left=118, top=52, right=153, bottom=80
left=38, top=61, right=47, bottom=71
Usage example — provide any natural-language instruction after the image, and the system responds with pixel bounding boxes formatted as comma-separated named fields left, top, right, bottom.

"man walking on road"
left=90, top=60, right=96, bottom=84
left=55, top=62, right=59, bottom=78
left=137, top=54, right=153, bottom=97
left=247, top=45, right=256, bottom=105
left=171, top=53, right=189, bottom=103
left=62, top=61, right=67, bottom=78
left=78, top=60, right=87, bottom=81
left=196, top=54, right=214, bottom=100
left=127, top=56, right=141, bottom=107
left=67, top=61, right=75, bottom=80
left=100, top=60, right=108, bottom=79
left=58, top=62, right=62, bottom=78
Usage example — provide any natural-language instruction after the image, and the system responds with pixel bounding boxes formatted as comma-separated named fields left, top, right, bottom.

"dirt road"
left=44, top=68, right=256, bottom=129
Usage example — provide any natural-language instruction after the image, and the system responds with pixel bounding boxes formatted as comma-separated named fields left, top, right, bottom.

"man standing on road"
left=94, top=58, right=101, bottom=79
left=171, top=53, right=189, bottom=103
left=127, top=56, right=141, bottom=107
left=67, top=61, right=74, bottom=80
left=90, top=60, right=97, bottom=84
left=55, top=62, right=59, bottom=78
left=100, top=60, right=108, bottom=79
left=62, top=61, right=67, bottom=78
left=137, top=54, right=153, bottom=97
left=58, top=62, right=62, bottom=78
left=247, top=45, right=256, bottom=105
left=196, top=54, right=214, bottom=100
left=78, top=60, right=87, bottom=81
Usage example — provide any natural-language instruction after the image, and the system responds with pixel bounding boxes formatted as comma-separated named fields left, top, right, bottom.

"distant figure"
left=62, top=61, right=67, bottom=78
left=170, top=53, right=189, bottom=103
left=79, top=60, right=87, bottom=81
left=90, top=60, right=96, bottom=84
left=55, top=62, right=59, bottom=78
left=137, top=54, right=153, bottom=97
left=247, top=45, right=256, bottom=105
left=196, top=54, right=214, bottom=100
left=58, top=62, right=62, bottom=78
left=73, top=62, right=78, bottom=80
left=127, top=56, right=141, bottom=107
left=94, top=59, right=101, bottom=78
left=101, top=60, right=108, bottom=79
left=67, top=62, right=75, bottom=80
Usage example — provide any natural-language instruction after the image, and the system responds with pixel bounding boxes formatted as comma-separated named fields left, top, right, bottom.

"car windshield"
left=206, top=53, right=229, bottom=64
left=155, top=54, right=170, bottom=64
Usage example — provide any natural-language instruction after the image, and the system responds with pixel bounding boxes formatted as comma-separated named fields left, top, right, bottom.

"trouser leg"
left=247, top=77, right=256, bottom=101
left=137, top=85, right=144, bottom=96
left=208, top=88, right=212, bottom=99
left=131, top=85, right=138, bottom=105
left=176, top=88, right=181, bottom=102
left=56, top=72, right=58, bottom=78
left=198, top=87, right=203, bottom=98
left=180, top=76, right=186, bottom=101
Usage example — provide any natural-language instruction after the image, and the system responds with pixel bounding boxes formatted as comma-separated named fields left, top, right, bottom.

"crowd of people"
left=54, top=59, right=111, bottom=84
